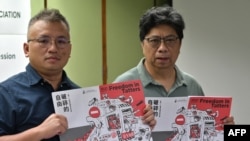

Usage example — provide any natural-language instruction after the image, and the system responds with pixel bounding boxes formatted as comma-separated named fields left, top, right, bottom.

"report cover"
left=146, top=96, right=232, bottom=141
left=52, top=80, right=152, bottom=141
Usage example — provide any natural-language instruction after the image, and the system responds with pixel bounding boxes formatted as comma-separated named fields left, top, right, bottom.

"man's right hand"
left=0, top=114, right=68, bottom=141
left=36, top=113, right=68, bottom=140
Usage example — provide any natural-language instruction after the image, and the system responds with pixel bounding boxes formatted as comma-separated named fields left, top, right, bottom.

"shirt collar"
left=136, top=58, right=187, bottom=87
left=25, top=63, right=74, bottom=88
left=25, top=64, right=43, bottom=85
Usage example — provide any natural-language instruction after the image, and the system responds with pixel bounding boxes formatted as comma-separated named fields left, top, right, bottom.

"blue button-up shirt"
left=0, top=63, right=80, bottom=141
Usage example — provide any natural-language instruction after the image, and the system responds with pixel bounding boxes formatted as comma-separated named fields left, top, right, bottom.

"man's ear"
left=140, top=42, right=144, bottom=49
left=23, top=43, right=29, bottom=57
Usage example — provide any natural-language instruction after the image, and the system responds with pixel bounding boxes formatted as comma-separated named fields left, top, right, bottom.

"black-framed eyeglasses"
left=144, top=35, right=179, bottom=48
left=28, top=36, right=71, bottom=48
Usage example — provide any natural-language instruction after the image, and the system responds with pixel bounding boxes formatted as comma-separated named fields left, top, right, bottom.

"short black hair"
left=28, top=8, right=70, bottom=32
left=139, top=5, right=185, bottom=41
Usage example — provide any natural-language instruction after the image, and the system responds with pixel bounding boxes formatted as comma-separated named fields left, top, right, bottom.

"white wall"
left=0, top=0, right=30, bottom=82
left=174, top=0, right=250, bottom=124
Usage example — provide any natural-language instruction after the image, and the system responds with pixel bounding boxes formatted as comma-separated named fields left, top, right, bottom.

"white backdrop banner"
left=0, top=0, right=30, bottom=82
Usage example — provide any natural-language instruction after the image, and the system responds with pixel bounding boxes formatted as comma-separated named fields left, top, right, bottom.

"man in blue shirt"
left=0, top=9, right=156, bottom=141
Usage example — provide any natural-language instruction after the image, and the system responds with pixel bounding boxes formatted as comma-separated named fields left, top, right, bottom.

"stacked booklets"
left=52, top=80, right=152, bottom=141
left=146, top=96, right=232, bottom=141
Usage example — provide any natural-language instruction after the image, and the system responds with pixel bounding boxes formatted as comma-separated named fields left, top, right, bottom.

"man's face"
left=141, top=24, right=181, bottom=70
left=24, top=20, right=71, bottom=75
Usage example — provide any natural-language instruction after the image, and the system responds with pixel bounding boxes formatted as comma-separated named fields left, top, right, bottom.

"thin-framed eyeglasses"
left=28, top=36, right=71, bottom=48
left=144, top=35, right=179, bottom=48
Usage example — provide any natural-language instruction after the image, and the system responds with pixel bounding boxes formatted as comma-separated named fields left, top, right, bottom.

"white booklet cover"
left=146, top=96, right=232, bottom=141
left=52, top=80, right=152, bottom=141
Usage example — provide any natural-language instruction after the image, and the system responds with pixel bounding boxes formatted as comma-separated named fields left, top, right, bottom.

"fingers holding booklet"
left=142, top=104, right=157, bottom=130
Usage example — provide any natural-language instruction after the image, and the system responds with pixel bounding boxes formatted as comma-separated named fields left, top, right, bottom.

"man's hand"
left=142, top=104, right=157, bottom=130
left=223, top=116, right=235, bottom=125
left=35, top=113, right=68, bottom=140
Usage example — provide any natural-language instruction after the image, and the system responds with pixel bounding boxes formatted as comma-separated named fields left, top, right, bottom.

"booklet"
left=52, top=80, right=152, bottom=141
left=146, top=96, right=232, bottom=141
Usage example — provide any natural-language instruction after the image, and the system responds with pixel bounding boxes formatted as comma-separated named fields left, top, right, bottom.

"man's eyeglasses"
left=144, top=36, right=179, bottom=48
left=28, top=37, right=70, bottom=48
